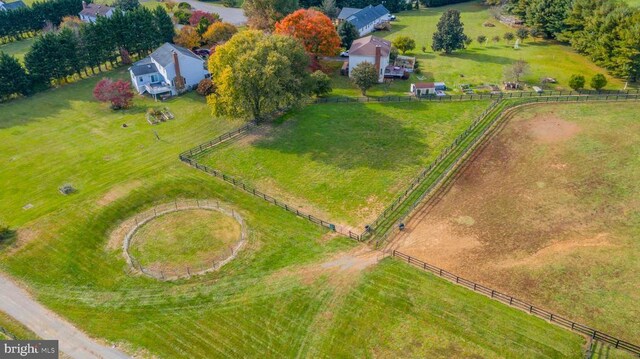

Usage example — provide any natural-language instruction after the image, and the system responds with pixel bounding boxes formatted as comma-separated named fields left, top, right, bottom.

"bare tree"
left=505, top=59, right=529, bottom=83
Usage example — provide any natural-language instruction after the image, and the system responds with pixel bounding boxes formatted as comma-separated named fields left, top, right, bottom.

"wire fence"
left=313, top=88, right=640, bottom=104
left=366, top=94, right=640, bottom=244
left=391, top=250, right=640, bottom=357
left=122, top=199, right=248, bottom=281
left=179, top=126, right=362, bottom=241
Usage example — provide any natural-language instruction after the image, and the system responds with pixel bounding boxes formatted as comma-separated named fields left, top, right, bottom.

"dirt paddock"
left=389, top=103, right=640, bottom=339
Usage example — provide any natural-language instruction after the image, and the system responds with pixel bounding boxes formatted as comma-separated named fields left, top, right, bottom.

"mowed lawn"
left=196, top=100, right=489, bottom=227
left=331, top=1, right=629, bottom=97
left=0, top=69, right=596, bottom=357
left=0, top=311, right=38, bottom=340
left=0, top=37, right=35, bottom=63
left=396, top=102, right=640, bottom=343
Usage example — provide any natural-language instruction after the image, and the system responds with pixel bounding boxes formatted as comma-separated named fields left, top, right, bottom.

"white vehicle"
left=340, top=51, right=349, bottom=57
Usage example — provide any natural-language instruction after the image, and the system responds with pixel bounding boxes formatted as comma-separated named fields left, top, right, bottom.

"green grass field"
left=196, top=100, right=489, bottom=227
left=130, top=209, right=242, bottom=271
left=0, top=37, right=34, bottom=63
left=0, top=311, right=38, bottom=340
left=331, top=1, right=631, bottom=97
left=0, top=66, right=600, bottom=357
left=624, top=0, right=640, bottom=7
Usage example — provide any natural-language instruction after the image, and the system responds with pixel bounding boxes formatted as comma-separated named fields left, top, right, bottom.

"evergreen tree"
left=0, top=53, right=31, bottom=99
left=337, top=21, right=359, bottom=49
left=114, top=0, right=140, bottom=11
left=153, top=6, right=176, bottom=43
left=431, top=9, right=467, bottom=54
left=524, top=0, right=571, bottom=39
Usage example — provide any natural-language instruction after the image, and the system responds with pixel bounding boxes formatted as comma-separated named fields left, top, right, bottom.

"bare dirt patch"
left=524, top=114, right=580, bottom=143
left=388, top=103, right=640, bottom=338
left=97, top=180, right=142, bottom=207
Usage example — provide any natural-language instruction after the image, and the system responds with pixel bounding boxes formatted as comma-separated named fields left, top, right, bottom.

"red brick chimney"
left=172, top=50, right=185, bottom=91
left=374, top=45, right=382, bottom=78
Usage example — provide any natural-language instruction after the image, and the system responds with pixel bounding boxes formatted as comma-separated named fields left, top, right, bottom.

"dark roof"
left=337, top=7, right=360, bottom=20
left=149, top=43, right=202, bottom=68
left=348, top=35, right=391, bottom=57
left=130, top=58, right=159, bottom=76
left=346, top=4, right=389, bottom=30
left=1, top=0, right=26, bottom=10
left=79, top=3, right=114, bottom=17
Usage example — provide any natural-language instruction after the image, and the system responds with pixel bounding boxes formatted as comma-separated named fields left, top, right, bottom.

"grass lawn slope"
left=196, top=100, right=489, bottom=227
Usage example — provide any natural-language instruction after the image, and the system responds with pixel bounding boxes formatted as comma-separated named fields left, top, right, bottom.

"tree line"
left=504, top=0, right=640, bottom=82
left=0, top=7, right=175, bottom=101
left=0, top=0, right=84, bottom=43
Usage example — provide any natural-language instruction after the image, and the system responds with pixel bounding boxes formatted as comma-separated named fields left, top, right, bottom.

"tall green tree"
left=207, top=31, right=310, bottom=121
left=0, top=53, right=31, bottom=100
left=431, top=9, right=468, bottom=54
left=153, top=7, right=176, bottom=43
left=337, top=21, right=359, bottom=49
left=524, top=0, right=571, bottom=39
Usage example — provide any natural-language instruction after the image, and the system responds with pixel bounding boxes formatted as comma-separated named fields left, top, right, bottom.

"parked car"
left=340, top=51, right=349, bottom=57
left=435, top=90, right=446, bottom=97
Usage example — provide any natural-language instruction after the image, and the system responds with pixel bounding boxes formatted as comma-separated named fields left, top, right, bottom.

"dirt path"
left=0, top=274, right=130, bottom=359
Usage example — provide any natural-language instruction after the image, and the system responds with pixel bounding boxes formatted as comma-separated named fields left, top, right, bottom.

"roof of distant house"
left=148, top=43, right=202, bottom=68
left=130, top=58, right=159, bottom=76
left=345, top=4, right=389, bottom=30
left=79, top=3, right=114, bottom=17
left=1, top=0, right=26, bottom=10
left=337, top=7, right=360, bottom=20
left=348, top=35, right=391, bottom=57
left=413, top=82, right=436, bottom=88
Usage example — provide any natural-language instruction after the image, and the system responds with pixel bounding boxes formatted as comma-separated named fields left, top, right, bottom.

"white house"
left=0, top=0, right=26, bottom=11
left=342, top=4, right=391, bottom=36
left=79, top=1, right=115, bottom=23
left=129, top=43, right=209, bottom=97
left=411, top=82, right=446, bottom=96
left=348, top=35, right=391, bottom=83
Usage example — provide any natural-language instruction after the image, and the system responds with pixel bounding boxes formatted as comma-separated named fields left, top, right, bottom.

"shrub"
left=177, top=1, right=191, bottom=9
left=174, top=9, right=191, bottom=25
left=310, top=70, right=332, bottom=97
left=93, top=78, right=134, bottom=110
left=590, top=74, right=607, bottom=91
left=568, top=74, right=586, bottom=91
left=221, top=0, right=237, bottom=6
left=0, top=223, right=12, bottom=241
left=196, top=78, right=216, bottom=96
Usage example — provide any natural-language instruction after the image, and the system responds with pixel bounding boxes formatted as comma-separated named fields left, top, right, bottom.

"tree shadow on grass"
left=253, top=103, right=428, bottom=171
left=446, top=51, right=514, bottom=65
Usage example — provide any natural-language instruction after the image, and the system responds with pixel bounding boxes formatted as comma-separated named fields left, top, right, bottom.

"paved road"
left=180, top=0, right=247, bottom=25
left=0, top=274, right=130, bottom=359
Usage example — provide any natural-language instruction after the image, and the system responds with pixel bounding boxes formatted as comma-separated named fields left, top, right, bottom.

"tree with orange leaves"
left=274, top=9, right=340, bottom=58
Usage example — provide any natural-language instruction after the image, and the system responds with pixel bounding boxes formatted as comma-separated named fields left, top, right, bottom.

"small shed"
left=411, top=82, right=436, bottom=96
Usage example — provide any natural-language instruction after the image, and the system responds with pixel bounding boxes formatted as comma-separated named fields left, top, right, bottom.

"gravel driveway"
left=0, top=274, right=130, bottom=359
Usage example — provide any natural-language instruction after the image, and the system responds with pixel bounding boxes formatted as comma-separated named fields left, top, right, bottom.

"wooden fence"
left=313, top=88, right=640, bottom=104
left=179, top=125, right=362, bottom=241
left=365, top=94, right=640, bottom=243
left=391, top=250, right=640, bottom=357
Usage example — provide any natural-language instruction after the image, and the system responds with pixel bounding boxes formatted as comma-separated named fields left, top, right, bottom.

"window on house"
left=151, top=74, right=160, bottom=83
left=139, top=77, right=143, bottom=82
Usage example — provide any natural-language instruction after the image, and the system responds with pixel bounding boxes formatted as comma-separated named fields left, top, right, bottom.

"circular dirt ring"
left=122, top=200, right=247, bottom=280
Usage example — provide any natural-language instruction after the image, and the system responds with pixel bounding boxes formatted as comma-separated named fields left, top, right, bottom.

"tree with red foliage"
left=189, top=10, right=220, bottom=26
left=93, top=78, right=134, bottom=110
left=274, top=9, right=340, bottom=58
